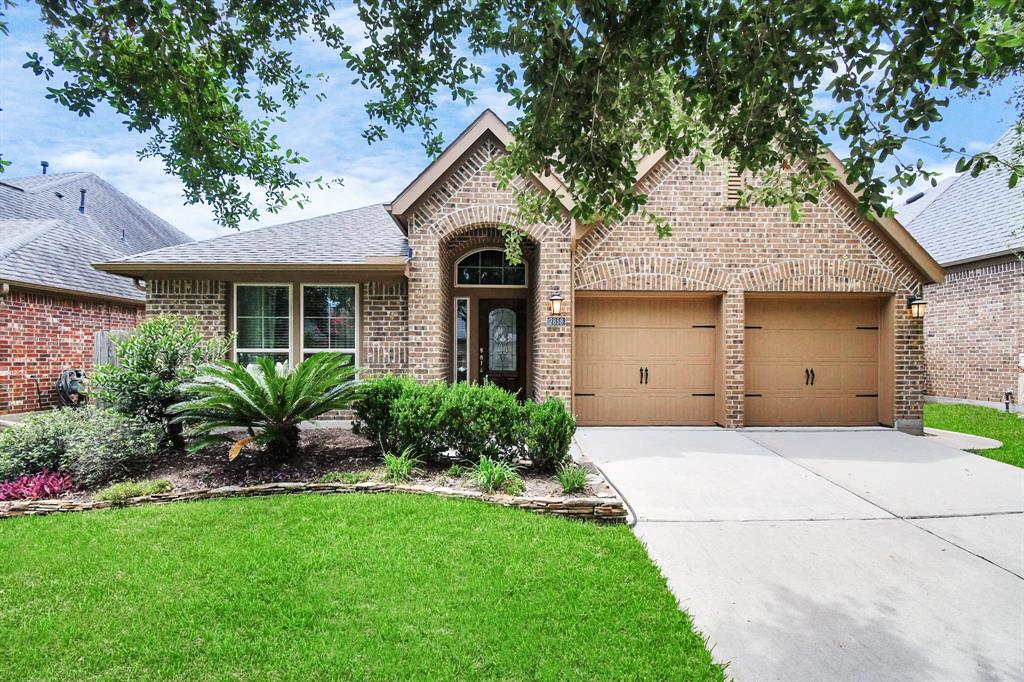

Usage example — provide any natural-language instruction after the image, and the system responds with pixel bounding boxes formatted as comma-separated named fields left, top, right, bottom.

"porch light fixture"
left=907, top=295, right=927, bottom=319
left=548, top=289, right=564, bottom=316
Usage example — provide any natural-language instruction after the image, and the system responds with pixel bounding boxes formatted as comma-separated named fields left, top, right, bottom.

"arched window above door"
left=455, top=249, right=527, bottom=287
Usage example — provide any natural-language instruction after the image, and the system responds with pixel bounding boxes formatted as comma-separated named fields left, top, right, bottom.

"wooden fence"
left=93, top=330, right=128, bottom=368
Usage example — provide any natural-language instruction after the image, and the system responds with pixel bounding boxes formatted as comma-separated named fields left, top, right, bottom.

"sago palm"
left=170, top=353, right=362, bottom=459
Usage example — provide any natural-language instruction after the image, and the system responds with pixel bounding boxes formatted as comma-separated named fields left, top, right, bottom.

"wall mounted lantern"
left=907, top=295, right=927, bottom=319
left=548, top=289, right=564, bottom=316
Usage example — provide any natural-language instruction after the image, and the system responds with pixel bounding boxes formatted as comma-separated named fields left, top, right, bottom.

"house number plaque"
left=545, top=315, right=567, bottom=328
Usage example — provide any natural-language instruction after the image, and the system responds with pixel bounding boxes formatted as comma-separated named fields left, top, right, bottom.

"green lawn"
left=924, top=402, right=1024, bottom=468
left=0, top=494, right=723, bottom=680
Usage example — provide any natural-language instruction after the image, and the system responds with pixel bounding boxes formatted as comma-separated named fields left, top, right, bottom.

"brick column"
left=720, top=287, right=745, bottom=427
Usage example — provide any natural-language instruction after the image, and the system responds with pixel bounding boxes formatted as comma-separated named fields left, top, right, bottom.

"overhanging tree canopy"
left=4, top=0, right=1023, bottom=236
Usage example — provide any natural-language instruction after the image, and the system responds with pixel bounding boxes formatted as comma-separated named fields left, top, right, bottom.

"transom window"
left=302, top=285, right=358, bottom=363
left=234, top=284, right=291, bottom=365
left=455, top=249, right=526, bottom=287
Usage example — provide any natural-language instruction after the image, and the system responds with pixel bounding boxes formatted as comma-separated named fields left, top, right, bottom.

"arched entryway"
left=440, top=226, right=538, bottom=398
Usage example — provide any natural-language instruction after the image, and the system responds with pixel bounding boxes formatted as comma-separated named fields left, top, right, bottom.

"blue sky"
left=1, top=4, right=1019, bottom=240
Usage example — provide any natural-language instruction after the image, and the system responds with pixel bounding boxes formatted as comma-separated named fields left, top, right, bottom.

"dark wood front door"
left=477, top=299, right=527, bottom=397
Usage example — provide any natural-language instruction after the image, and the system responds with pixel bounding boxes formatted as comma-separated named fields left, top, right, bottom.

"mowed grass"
left=925, top=402, right=1024, bottom=468
left=0, top=494, right=723, bottom=680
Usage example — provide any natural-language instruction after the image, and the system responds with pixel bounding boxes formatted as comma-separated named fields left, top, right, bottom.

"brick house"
left=899, top=129, right=1023, bottom=411
left=0, top=172, right=191, bottom=413
left=97, top=111, right=943, bottom=433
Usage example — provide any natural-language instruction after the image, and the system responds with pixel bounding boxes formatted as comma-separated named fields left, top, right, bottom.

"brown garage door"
left=745, top=297, right=881, bottom=426
left=574, top=296, right=717, bottom=426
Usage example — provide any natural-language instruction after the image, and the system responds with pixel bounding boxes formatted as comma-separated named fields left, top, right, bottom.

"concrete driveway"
left=575, top=427, right=1024, bottom=681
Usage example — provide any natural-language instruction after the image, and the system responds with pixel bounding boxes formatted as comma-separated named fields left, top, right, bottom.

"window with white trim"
left=454, top=297, right=469, bottom=382
left=455, top=249, right=526, bottom=286
left=234, top=284, right=291, bottom=365
left=302, top=285, right=358, bottom=364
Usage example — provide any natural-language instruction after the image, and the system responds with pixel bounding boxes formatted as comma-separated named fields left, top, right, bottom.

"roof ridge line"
left=0, top=219, right=62, bottom=261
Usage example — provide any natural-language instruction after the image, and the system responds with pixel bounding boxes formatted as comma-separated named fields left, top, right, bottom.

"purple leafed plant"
left=0, top=470, right=74, bottom=501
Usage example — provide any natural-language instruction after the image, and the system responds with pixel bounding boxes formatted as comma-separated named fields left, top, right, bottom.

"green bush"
left=439, top=381, right=526, bottom=462
left=555, top=463, right=588, bottom=494
left=90, top=316, right=230, bottom=447
left=0, top=407, right=161, bottom=488
left=391, top=381, right=449, bottom=461
left=317, top=470, right=373, bottom=484
left=382, top=448, right=421, bottom=483
left=94, top=479, right=172, bottom=503
left=525, top=398, right=576, bottom=471
left=351, top=374, right=417, bottom=453
left=354, top=378, right=575, bottom=468
left=446, top=464, right=465, bottom=478
left=469, top=456, right=524, bottom=495
left=170, top=354, right=362, bottom=459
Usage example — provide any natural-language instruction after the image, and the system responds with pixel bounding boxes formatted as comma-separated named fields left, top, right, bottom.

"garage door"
left=745, top=298, right=881, bottom=426
left=574, top=296, right=717, bottom=426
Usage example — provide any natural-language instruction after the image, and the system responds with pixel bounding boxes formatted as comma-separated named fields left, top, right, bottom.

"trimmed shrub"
left=0, top=409, right=78, bottom=481
left=0, top=407, right=160, bottom=488
left=352, top=374, right=417, bottom=453
left=439, top=381, right=525, bottom=462
left=469, top=456, right=524, bottom=495
left=94, top=479, right=172, bottom=503
left=0, top=470, right=73, bottom=501
left=555, top=463, right=588, bottom=494
left=525, top=398, right=576, bottom=471
left=391, top=381, right=449, bottom=461
left=90, top=316, right=230, bottom=447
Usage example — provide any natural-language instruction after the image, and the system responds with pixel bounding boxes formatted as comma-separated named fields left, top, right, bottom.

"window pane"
left=454, top=299, right=468, bottom=382
left=265, top=318, right=290, bottom=349
left=479, top=267, right=503, bottom=285
left=236, top=318, right=264, bottom=349
left=479, top=250, right=502, bottom=267
left=303, top=287, right=356, bottom=351
left=264, top=287, right=289, bottom=316
left=236, top=286, right=263, bottom=316
left=457, top=267, right=478, bottom=285
left=237, top=351, right=289, bottom=366
left=504, top=266, right=526, bottom=285
left=303, top=317, right=329, bottom=349
left=488, top=308, right=516, bottom=372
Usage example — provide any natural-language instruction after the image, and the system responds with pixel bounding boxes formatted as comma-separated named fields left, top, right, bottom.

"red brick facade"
left=0, top=289, right=142, bottom=414
left=923, top=257, right=1023, bottom=406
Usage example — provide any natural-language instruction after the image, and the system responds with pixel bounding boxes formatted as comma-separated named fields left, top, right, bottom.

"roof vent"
left=40, top=161, right=49, bottom=175
left=79, top=188, right=86, bottom=214
left=904, top=191, right=925, bottom=205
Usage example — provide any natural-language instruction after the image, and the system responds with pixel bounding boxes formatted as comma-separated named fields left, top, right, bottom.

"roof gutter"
left=0, top=278, right=145, bottom=305
left=93, top=260, right=409, bottom=278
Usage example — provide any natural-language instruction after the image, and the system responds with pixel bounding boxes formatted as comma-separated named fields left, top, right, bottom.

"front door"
left=477, top=299, right=527, bottom=397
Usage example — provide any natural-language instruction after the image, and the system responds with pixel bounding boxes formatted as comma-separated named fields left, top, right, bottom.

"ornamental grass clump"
left=317, top=470, right=374, bottom=485
left=470, top=457, right=524, bottom=495
left=170, top=354, right=362, bottom=460
left=382, top=448, right=421, bottom=483
left=555, top=463, right=588, bottom=494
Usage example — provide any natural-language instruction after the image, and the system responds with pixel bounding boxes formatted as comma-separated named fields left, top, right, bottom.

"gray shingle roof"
left=901, top=129, right=1023, bottom=266
left=0, top=172, right=192, bottom=300
left=106, top=203, right=408, bottom=266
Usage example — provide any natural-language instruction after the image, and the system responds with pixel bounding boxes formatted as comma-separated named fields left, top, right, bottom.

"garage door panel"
left=745, top=298, right=882, bottom=427
left=574, top=297, right=718, bottom=426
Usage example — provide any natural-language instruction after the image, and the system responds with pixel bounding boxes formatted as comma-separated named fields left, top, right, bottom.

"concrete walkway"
left=576, top=427, right=1024, bottom=681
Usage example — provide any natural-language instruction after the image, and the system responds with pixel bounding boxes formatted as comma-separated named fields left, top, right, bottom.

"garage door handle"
left=805, top=368, right=810, bottom=385
left=643, top=367, right=649, bottom=385
left=810, top=368, right=815, bottom=385
left=640, top=367, right=644, bottom=385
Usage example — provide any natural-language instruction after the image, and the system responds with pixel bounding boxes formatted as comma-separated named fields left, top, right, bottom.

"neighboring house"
left=97, top=110, right=943, bottom=433
left=0, top=171, right=192, bottom=413
left=899, top=128, right=1024, bottom=411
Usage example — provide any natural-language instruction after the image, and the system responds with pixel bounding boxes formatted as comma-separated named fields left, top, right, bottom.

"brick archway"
left=741, top=259, right=903, bottom=293
left=574, top=256, right=730, bottom=292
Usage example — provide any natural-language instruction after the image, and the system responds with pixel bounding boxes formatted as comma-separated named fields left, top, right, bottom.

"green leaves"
left=13, top=0, right=1024, bottom=233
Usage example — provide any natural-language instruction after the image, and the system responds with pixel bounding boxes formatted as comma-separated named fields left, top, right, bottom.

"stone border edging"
left=0, top=481, right=628, bottom=522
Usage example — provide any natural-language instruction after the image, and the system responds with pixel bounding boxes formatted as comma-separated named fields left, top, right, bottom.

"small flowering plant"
left=0, top=470, right=73, bottom=501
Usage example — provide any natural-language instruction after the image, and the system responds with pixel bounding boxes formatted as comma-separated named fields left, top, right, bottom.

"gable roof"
left=900, top=129, right=1022, bottom=266
left=388, top=109, right=575, bottom=223
left=96, top=204, right=408, bottom=276
left=0, top=172, right=192, bottom=301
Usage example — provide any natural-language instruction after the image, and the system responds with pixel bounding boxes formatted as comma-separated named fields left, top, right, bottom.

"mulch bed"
left=60, top=427, right=587, bottom=502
